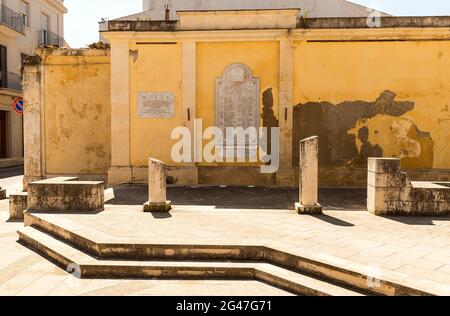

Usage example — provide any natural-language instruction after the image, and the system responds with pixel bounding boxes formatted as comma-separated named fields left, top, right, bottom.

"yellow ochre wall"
left=293, top=40, right=450, bottom=170
left=129, top=43, right=183, bottom=166
left=35, top=31, right=450, bottom=185
left=44, top=52, right=111, bottom=175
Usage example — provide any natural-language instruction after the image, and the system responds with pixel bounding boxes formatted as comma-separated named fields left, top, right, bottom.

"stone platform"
left=12, top=185, right=450, bottom=296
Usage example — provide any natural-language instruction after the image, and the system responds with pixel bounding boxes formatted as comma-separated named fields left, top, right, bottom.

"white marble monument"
left=295, top=136, right=323, bottom=214
left=144, top=158, right=172, bottom=212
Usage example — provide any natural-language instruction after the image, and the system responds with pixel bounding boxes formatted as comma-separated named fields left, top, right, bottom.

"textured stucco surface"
left=43, top=52, right=111, bottom=175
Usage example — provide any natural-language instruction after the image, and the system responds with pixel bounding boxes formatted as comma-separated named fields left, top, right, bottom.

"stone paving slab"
left=0, top=201, right=291, bottom=296
left=20, top=185, right=449, bottom=295
left=2, top=184, right=450, bottom=295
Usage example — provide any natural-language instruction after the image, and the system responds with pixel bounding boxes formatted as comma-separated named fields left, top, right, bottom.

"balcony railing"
left=0, top=5, right=25, bottom=34
left=0, top=71, right=22, bottom=91
left=38, top=29, right=64, bottom=47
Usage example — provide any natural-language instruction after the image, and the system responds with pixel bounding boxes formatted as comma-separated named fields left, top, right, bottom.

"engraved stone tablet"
left=138, top=92, right=175, bottom=118
left=216, top=64, right=260, bottom=151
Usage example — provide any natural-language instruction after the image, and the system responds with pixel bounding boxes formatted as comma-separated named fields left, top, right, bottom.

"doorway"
left=0, top=110, right=7, bottom=158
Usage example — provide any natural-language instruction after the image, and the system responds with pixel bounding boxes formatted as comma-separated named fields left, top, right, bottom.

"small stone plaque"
left=138, top=92, right=175, bottom=118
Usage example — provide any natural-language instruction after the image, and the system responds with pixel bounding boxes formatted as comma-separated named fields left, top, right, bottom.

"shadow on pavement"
left=107, top=185, right=367, bottom=211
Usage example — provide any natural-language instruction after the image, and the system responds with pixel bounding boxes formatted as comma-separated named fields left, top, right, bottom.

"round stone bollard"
left=143, top=158, right=172, bottom=212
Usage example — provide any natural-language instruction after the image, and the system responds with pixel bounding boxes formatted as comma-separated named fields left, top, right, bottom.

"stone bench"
left=9, top=192, right=28, bottom=220
left=28, top=177, right=104, bottom=212
left=368, top=158, right=450, bottom=216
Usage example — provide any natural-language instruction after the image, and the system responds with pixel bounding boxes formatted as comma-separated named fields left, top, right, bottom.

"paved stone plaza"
left=1, top=172, right=450, bottom=296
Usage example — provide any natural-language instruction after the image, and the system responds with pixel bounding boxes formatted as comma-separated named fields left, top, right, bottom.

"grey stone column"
left=295, top=136, right=322, bottom=214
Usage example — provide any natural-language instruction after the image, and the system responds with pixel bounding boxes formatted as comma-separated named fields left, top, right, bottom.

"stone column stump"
left=9, top=192, right=28, bottom=220
left=295, top=136, right=323, bottom=214
left=143, top=158, right=172, bottom=212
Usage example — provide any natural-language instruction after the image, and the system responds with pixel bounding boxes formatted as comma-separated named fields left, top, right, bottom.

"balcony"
left=38, top=30, right=65, bottom=47
left=0, top=5, right=25, bottom=36
left=0, top=71, right=22, bottom=92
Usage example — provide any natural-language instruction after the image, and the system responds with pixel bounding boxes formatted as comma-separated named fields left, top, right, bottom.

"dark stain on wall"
left=293, top=90, right=416, bottom=166
left=352, top=126, right=383, bottom=165
left=261, top=88, right=279, bottom=155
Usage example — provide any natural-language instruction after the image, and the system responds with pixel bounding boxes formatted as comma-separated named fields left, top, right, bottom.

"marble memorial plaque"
left=138, top=92, right=175, bottom=118
left=216, top=64, right=260, bottom=149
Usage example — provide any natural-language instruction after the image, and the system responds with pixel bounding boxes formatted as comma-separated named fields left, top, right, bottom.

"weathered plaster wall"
left=129, top=43, right=184, bottom=166
left=293, top=40, right=450, bottom=170
left=43, top=50, right=111, bottom=175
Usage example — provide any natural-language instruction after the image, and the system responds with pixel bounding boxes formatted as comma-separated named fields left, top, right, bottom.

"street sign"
left=13, top=97, right=25, bottom=114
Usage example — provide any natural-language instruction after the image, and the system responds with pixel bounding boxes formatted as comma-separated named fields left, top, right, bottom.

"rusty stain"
left=85, top=144, right=106, bottom=158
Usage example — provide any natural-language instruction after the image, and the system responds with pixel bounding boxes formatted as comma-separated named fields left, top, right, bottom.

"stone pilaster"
left=108, top=39, right=132, bottom=185
left=181, top=40, right=199, bottom=183
left=277, top=39, right=295, bottom=187
left=22, top=64, right=45, bottom=190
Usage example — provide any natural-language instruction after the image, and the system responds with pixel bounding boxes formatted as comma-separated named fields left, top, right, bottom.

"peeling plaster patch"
left=402, top=124, right=434, bottom=169
left=130, top=49, right=139, bottom=63
left=293, top=90, right=414, bottom=166
left=390, top=119, right=422, bottom=159
left=352, top=117, right=434, bottom=169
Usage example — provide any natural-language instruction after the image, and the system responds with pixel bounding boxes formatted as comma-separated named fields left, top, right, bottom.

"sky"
left=64, top=0, right=450, bottom=48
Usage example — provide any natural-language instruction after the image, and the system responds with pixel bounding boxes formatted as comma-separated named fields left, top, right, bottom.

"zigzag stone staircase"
left=17, top=210, right=440, bottom=296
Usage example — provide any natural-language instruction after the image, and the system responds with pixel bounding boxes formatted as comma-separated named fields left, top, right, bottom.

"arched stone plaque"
left=216, top=64, right=260, bottom=156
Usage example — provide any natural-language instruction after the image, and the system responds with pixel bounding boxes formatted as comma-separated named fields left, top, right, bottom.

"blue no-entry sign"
left=13, top=97, right=25, bottom=114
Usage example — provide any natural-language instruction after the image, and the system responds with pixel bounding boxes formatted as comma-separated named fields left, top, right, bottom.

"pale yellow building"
left=0, top=0, right=66, bottom=162
left=23, top=9, right=450, bottom=188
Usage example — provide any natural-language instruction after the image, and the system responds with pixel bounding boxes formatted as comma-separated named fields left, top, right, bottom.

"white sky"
left=64, top=0, right=450, bottom=48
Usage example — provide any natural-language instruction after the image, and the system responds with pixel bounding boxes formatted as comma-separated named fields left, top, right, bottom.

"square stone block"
left=143, top=201, right=172, bottom=213
left=28, top=178, right=104, bottom=212
left=0, top=188, right=6, bottom=200
left=367, top=171, right=410, bottom=188
left=367, top=196, right=402, bottom=215
left=9, top=192, right=28, bottom=220
left=368, top=158, right=401, bottom=174
left=295, top=202, right=322, bottom=215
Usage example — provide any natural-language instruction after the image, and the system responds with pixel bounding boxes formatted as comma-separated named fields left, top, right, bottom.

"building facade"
left=23, top=10, right=450, bottom=188
left=0, top=0, right=66, bottom=161
left=140, top=0, right=387, bottom=20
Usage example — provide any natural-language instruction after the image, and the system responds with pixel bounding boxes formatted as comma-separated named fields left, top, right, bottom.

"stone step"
left=23, top=211, right=437, bottom=296
left=18, top=226, right=363, bottom=296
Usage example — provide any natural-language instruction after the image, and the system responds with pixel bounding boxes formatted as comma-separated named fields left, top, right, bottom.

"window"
left=40, top=13, right=49, bottom=31
left=18, top=1, right=30, bottom=27
left=0, top=45, right=7, bottom=88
